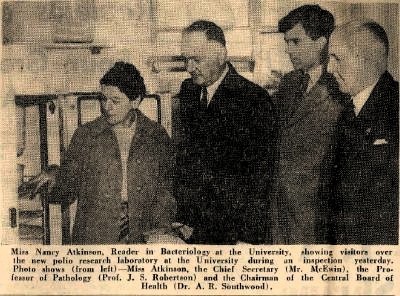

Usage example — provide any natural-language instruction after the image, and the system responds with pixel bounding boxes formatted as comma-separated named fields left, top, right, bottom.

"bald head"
left=328, top=20, right=389, bottom=96
left=334, top=20, right=388, bottom=67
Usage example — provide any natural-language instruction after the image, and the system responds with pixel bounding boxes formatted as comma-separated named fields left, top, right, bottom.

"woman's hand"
left=23, top=164, right=60, bottom=196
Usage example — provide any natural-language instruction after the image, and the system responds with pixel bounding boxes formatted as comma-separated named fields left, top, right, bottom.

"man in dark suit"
left=174, top=20, right=277, bottom=244
left=328, top=20, right=399, bottom=244
left=270, top=5, right=345, bottom=244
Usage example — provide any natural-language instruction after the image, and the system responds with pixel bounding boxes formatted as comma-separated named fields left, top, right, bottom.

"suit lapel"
left=287, top=81, right=329, bottom=126
left=208, top=84, right=232, bottom=114
left=207, top=63, right=239, bottom=112
left=189, top=84, right=202, bottom=110
left=356, top=75, right=388, bottom=124
left=355, top=73, right=394, bottom=143
left=128, top=110, right=150, bottom=154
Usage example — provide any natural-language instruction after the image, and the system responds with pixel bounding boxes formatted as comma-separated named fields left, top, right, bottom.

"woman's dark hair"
left=100, top=61, right=146, bottom=101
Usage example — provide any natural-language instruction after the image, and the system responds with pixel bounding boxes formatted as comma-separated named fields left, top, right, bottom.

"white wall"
left=2, top=1, right=397, bottom=96
left=2, top=0, right=156, bottom=95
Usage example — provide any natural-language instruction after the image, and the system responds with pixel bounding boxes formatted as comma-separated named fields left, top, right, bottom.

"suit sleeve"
left=154, top=124, right=177, bottom=228
left=173, top=80, right=198, bottom=227
left=240, top=88, right=278, bottom=243
left=50, top=127, right=88, bottom=204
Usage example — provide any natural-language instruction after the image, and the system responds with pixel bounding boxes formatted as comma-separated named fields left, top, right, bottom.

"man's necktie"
left=119, top=201, right=129, bottom=243
left=300, top=72, right=310, bottom=94
left=200, top=87, right=208, bottom=110
left=344, top=98, right=356, bottom=122
left=289, top=72, right=310, bottom=120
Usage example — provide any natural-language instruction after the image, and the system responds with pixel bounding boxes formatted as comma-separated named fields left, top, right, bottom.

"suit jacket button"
left=136, top=186, right=142, bottom=191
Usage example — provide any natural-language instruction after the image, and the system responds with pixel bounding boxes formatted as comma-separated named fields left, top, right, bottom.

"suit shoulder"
left=234, top=74, right=270, bottom=98
left=276, top=70, right=304, bottom=93
left=148, top=118, right=169, bottom=137
left=74, top=117, right=104, bottom=136
left=376, top=73, right=398, bottom=108
left=180, top=78, right=193, bottom=87
left=281, top=70, right=302, bottom=83
left=179, top=78, right=196, bottom=92
left=66, top=118, right=105, bottom=150
left=386, top=78, right=399, bottom=116
left=178, top=78, right=199, bottom=100
left=140, top=113, right=171, bottom=142
left=388, top=77, right=399, bottom=97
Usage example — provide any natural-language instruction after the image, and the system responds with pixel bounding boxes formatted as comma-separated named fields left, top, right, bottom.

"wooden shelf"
left=19, top=211, right=43, bottom=227
left=147, top=55, right=255, bottom=73
left=19, top=224, right=44, bottom=240
left=43, top=43, right=111, bottom=54
left=18, top=198, right=42, bottom=212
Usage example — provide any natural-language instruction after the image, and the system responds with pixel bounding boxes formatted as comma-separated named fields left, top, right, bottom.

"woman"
left=30, top=62, right=176, bottom=244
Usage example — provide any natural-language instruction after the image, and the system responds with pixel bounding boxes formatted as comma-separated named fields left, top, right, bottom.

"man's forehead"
left=102, top=85, right=125, bottom=98
left=284, top=23, right=307, bottom=39
left=329, top=33, right=347, bottom=53
left=181, top=32, right=219, bottom=55
left=182, top=32, right=207, bottom=47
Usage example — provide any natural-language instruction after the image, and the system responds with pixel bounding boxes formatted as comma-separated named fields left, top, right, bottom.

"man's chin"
left=192, top=76, right=204, bottom=86
left=336, top=81, right=348, bottom=94
left=292, top=64, right=303, bottom=71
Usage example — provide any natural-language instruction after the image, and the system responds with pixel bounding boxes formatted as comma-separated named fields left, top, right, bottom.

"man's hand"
left=172, top=222, right=193, bottom=240
left=144, top=227, right=187, bottom=244
left=264, top=70, right=284, bottom=91
left=23, top=164, right=59, bottom=196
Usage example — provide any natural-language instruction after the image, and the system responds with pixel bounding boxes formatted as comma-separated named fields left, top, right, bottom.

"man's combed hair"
left=335, top=20, right=389, bottom=56
left=363, top=21, right=389, bottom=55
left=100, top=61, right=146, bottom=101
left=183, top=20, right=226, bottom=46
left=278, top=5, right=334, bottom=40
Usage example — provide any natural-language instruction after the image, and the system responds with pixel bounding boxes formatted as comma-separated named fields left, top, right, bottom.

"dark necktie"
left=288, top=72, right=310, bottom=120
left=200, top=87, right=208, bottom=110
left=300, top=72, right=310, bottom=94
left=119, top=201, right=129, bottom=243
left=344, top=98, right=356, bottom=122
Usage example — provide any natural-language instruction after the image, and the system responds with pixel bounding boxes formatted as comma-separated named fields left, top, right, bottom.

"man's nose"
left=186, top=59, right=195, bottom=73
left=285, top=43, right=292, bottom=55
left=327, top=57, right=336, bottom=74
left=104, top=99, right=113, bottom=111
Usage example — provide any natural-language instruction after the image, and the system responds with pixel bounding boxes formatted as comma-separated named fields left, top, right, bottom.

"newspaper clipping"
left=1, top=245, right=398, bottom=294
left=1, top=0, right=399, bottom=295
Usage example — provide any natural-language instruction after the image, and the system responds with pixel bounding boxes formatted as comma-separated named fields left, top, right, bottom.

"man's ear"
left=132, top=97, right=141, bottom=109
left=217, top=46, right=228, bottom=66
left=317, top=36, right=328, bottom=51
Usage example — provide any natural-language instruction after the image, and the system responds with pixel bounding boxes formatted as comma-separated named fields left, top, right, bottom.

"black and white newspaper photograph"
left=0, top=0, right=398, bottom=295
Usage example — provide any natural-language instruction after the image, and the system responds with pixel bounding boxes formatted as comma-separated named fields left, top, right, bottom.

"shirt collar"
left=204, top=65, right=229, bottom=104
left=112, top=109, right=137, bottom=130
left=306, top=64, right=323, bottom=92
left=352, top=79, right=379, bottom=116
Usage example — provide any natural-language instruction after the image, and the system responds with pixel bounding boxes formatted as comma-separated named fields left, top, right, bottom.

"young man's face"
left=284, top=23, right=325, bottom=71
left=100, top=85, right=133, bottom=125
left=181, top=31, right=226, bottom=87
